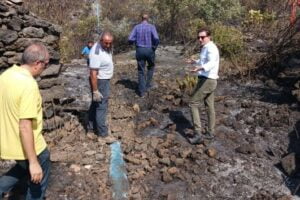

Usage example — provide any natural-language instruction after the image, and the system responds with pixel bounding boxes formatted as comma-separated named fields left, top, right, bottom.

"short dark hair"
left=198, top=27, right=211, bottom=36
left=21, top=43, right=49, bottom=65
left=141, top=14, right=149, bottom=21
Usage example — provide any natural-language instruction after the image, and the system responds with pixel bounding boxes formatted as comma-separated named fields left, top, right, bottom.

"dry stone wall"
left=292, top=80, right=300, bottom=102
left=0, top=0, right=69, bottom=131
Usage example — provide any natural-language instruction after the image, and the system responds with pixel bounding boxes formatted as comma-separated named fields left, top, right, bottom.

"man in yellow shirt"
left=0, top=43, right=50, bottom=199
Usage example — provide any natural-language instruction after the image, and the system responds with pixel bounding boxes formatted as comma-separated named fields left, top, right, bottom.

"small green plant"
left=243, top=9, right=276, bottom=26
left=176, top=75, right=198, bottom=94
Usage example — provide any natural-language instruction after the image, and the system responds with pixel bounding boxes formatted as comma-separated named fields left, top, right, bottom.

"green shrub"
left=100, top=18, right=131, bottom=51
left=154, top=0, right=243, bottom=42
left=58, top=16, right=97, bottom=62
left=182, top=19, right=207, bottom=42
left=196, top=0, right=243, bottom=23
left=211, top=24, right=244, bottom=58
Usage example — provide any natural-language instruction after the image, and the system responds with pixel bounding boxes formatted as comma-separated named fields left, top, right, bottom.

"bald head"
left=22, top=43, right=49, bottom=66
left=100, top=31, right=113, bottom=52
left=100, top=31, right=113, bottom=41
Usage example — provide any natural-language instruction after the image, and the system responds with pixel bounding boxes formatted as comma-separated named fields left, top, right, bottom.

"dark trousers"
left=0, top=148, right=51, bottom=200
left=88, top=79, right=110, bottom=136
left=136, top=47, right=155, bottom=96
left=86, top=58, right=90, bottom=67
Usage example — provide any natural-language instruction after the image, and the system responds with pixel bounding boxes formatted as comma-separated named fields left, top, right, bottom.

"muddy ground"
left=1, top=46, right=300, bottom=200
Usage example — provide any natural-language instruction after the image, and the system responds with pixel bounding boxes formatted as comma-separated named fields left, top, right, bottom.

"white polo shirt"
left=196, top=41, right=220, bottom=79
left=89, top=42, right=114, bottom=79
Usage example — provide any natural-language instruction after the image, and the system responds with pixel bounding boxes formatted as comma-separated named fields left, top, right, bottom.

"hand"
left=185, top=58, right=196, bottom=64
left=29, top=162, right=43, bottom=184
left=93, top=90, right=103, bottom=102
left=190, top=66, right=202, bottom=72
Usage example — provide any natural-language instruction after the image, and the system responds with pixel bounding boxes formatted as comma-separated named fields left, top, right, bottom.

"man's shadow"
left=115, top=79, right=139, bottom=95
left=278, top=120, right=300, bottom=196
left=168, top=110, right=193, bottom=139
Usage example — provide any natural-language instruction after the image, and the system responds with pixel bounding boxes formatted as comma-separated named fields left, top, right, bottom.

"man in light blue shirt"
left=81, top=41, right=93, bottom=66
left=186, top=27, right=220, bottom=144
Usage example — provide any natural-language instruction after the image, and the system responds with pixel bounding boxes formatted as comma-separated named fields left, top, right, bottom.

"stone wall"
left=284, top=57, right=300, bottom=104
left=292, top=80, right=300, bottom=102
left=0, top=0, right=68, bottom=131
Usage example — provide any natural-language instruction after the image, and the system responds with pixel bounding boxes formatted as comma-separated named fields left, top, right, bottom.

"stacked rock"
left=0, top=0, right=68, bottom=131
left=292, top=80, right=300, bottom=103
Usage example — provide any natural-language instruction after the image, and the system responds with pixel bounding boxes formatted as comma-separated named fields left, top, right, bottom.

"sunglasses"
left=39, top=60, right=49, bottom=68
left=198, top=36, right=207, bottom=40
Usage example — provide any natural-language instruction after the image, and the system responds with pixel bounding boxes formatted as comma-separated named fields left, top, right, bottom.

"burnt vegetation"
left=1, top=0, right=299, bottom=199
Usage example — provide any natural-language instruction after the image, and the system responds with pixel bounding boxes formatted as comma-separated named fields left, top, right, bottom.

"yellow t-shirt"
left=0, top=65, right=47, bottom=160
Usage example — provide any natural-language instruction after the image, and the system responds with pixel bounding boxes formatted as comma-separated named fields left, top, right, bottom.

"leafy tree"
left=197, top=0, right=242, bottom=23
left=154, top=0, right=242, bottom=42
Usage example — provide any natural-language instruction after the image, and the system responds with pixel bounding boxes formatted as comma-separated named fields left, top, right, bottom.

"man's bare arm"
left=90, top=69, right=98, bottom=92
left=19, top=119, right=43, bottom=184
left=90, top=69, right=102, bottom=102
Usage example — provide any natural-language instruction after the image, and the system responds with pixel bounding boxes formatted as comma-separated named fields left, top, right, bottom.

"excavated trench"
left=1, top=47, right=300, bottom=200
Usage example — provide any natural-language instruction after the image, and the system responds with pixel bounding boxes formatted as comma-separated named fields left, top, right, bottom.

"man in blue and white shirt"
left=186, top=27, right=220, bottom=144
left=88, top=32, right=114, bottom=137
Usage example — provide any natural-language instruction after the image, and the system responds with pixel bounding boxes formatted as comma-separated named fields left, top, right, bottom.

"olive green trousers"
left=189, top=77, right=217, bottom=133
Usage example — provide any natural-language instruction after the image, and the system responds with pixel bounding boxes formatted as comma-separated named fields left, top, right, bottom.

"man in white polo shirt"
left=88, top=31, right=114, bottom=137
left=186, top=27, right=220, bottom=144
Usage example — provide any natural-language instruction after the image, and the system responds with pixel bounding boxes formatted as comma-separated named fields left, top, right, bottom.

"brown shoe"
left=98, top=135, right=117, bottom=144
left=86, top=132, right=97, bottom=140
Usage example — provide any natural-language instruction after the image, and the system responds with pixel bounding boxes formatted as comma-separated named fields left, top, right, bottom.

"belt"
left=136, top=46, right=151, bottom=49
left=198, top=76, right=208, bottom=79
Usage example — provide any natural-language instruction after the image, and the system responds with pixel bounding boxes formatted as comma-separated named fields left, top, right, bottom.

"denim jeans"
left=136, top=47, right=155, bottom=96
left=88, top=79, right=110, bottom=136
left=0, top=148, right=51, bottom=200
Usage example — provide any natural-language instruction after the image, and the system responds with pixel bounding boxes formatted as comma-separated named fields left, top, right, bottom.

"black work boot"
left=204, top=131, right=214, bottom=140
left=188, top=134, right=203, bottom=145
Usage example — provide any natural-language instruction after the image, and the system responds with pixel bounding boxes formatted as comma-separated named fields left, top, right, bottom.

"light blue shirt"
left=81, top=46, right=91, bottom=56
